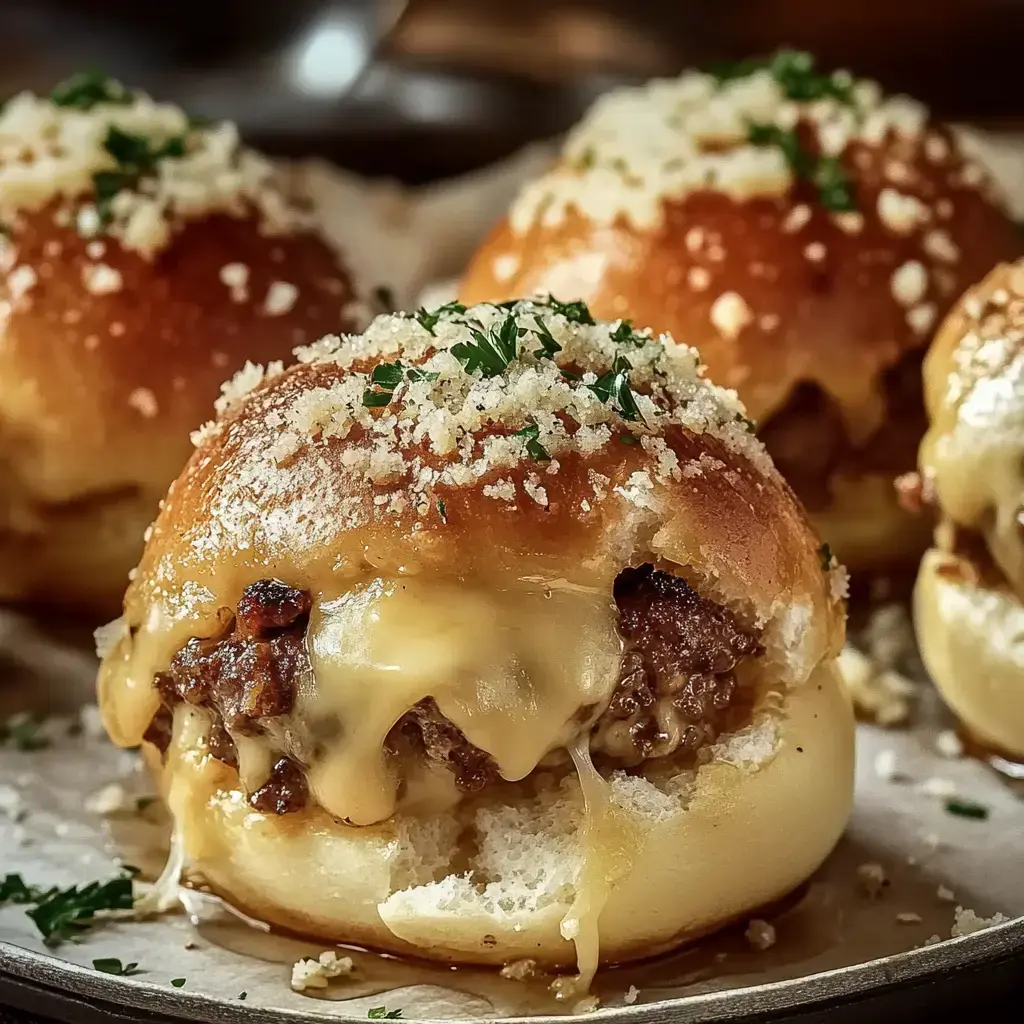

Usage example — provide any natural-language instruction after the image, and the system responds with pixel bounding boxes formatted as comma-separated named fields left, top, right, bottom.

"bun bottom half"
left=915, top=549, right=1024, bottom=760
left=151, top=663, right=853, bottom=967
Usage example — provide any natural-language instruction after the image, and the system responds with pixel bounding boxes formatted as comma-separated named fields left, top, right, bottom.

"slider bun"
left=920, top=261, right=1024, bottom=593
left=100, top=300, right=851, bottom=965
left=914, top=550, right=1024, bottom=759
left=460, top=59, right=1020, bottom=573
left=0, top=82, right=357, bottom=614
left=150, top=666, right=852, bottom=965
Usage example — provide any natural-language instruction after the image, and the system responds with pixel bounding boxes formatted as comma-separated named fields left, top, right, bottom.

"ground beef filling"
left=594, top=564, right=762, bottom=766
left=144, top=569, right=761, bottom=815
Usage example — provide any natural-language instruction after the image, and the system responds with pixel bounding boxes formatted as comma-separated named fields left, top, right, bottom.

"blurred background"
left=1, top=0, right=1023, bottom=181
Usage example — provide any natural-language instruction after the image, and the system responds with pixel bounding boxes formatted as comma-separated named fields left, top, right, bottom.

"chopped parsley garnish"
left=609, top=319, right=645, bottom=347
left=544, top=297, right=595, bottom=325
left=368, top=1009, right=403, bottom=1019
left=436, top=498, right=447, bottom=521
left=451, top=314, right=524, bottom=377
left=0, top=712, right=51, bottom=752
left=945, top=798, right=989, bottom=821
left=747, top=123, right=856, bottom=212
left=92, top=126, right=190, bottom=226
left=371, top=284, right=396, bottom=312
left=414, top=302, right=466, bottom=335
left=93, top=958, right=143, bottom=976
left=819, top=543, right=834, bottom=571
left=587, top=355, right=642, bottom=422
left=170, top=978, right=186, bottom=988
left=238, top=992, right=248, bottom=1000
left=26, top=874, right=134, bottom=946
left=50, top=70, right=132, bottom=110
left=514, top=423, right=551, bottom=462
left=531, top=317, right=562, bottom=360
left=362, top=360, right=439, bottom=407
left=0, top=874, right=45, bottom=905
left=619, top=433, right=640, bottom=445
left=711, top=50, right=853, bottom=105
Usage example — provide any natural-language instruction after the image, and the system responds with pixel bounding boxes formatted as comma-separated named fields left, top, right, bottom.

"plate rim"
left=2, top=916, right=1022, bottom=1023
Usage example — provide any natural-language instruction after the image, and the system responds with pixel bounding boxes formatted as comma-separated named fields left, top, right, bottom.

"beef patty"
left=144, top=568, right=762, bottom=815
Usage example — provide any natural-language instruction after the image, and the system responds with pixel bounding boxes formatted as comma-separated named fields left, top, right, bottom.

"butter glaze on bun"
left=0, top=73, right=358, bottom=613
left=460, top=52, right=1021, bottom=574
left=98, top=299, right=853, bottom=978
left=914, top=262, right=1024, bottom=759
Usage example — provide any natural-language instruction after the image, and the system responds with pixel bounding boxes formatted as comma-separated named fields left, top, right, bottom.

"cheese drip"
left=561, top=738, right=640, bottom=990
left=303, top=576, right=622, bottom=826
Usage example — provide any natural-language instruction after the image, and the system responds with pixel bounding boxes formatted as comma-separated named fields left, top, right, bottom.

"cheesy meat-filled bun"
left=0, top=72, right=359, bottom=614
left=98, top=299, right=853, bottom=980
left=460, top=51, right=1020, bottom=575
left=914, top=262, right=1024, bottom=761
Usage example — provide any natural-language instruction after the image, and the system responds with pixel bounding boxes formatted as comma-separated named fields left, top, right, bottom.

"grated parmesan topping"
left=196, top=299, right=771, bottom=510
left=510, top=59, right=932, bottom=232
left=0, top=77, right=307, bottom=258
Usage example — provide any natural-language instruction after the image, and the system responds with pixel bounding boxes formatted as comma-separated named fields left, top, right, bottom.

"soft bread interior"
left=159, top=662, right=852, bottom=967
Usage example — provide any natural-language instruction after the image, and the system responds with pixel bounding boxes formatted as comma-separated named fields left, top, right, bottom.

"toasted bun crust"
left=99, top=300, right=850, bottom=967
left=915, top=550, right=1024, bottom=759
left=0, top=85, right=357, bottom=613
left=149, top=664, right=853, bottom=966
left=460, top=62, right=1019, bottom=571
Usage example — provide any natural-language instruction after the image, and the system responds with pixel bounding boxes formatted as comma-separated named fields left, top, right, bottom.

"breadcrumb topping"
left=510, top=53, right=937, bottom=232
left=195, top=299, right=770, bottom=514
left=0, top=73, right=307, bottom=259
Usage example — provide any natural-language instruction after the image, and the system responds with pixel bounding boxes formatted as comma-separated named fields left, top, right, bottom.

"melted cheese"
left=561, top=738, right=640, bottom=989
left=303, top=576, right=622, bottom=826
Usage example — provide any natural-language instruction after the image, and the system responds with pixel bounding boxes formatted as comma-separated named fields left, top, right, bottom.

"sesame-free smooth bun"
left=0, top=72, right=359, bottom=614
left=98, top=299, right=853, bottom=978
left=460, top=51, right=1021, bottom=575
left=913, top=262, right=1024, bottom=759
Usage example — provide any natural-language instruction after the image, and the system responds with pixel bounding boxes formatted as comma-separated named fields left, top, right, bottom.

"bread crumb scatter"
left=687, top=266, right=710, bottom=291
left=82, top=262, right=123, bottom=295
left=891, top=260, right=928, bottom=306
left=896, top=912, right=923, bottom=925
left=7, top=264, right=37, bottom=302
left=290, top=951, right=354, bottom=992
left=935, top=730, right=964, bottom=759
left=923, top=229, right=960, bottom=264
left=744, top=918, right=777, bottom=950
left=509, top=55, right=954, bottom=233
left=873, top=749, right=900, bottom=782
left=262, top=280, right=299, bottom=317
left=937, top=884, right=956, bottom=903
left=906, top=302, right=937, bottom=336
left=623, top=985, right=640, bottom=1005
left=709, top=291, right=753, bottom=340
left=0, top=73, right=309, bottom=259
left=196, top=301, right=772, bottom=515
left=804, top=241, right=827, bottom=262
left=127, top=387, right=159, bottom=418
left=218, top=261, right=250, bottom=303
left=500, top=959, right=538, bottom=981
left=877, top=189, right=928, bottom=235
left=781, top=204, right=811, bottom=233
left=84, top=782, right=132, bottom=816
left=856, top=861, right=889, bottom=898
left=951, top=906, right=1010, bottom=938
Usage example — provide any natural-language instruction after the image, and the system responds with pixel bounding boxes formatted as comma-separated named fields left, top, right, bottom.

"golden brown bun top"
left=460, top=55, right=1020, bottom=439
left=921, top=260, right=1024, bottom=593
left=106, top=301, right=845, bottom=733
left=0, top=78, right=358, bottom=509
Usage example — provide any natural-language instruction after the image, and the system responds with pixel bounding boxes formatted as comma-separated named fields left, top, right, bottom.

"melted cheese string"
left=561, top=738, right=640, bottom=990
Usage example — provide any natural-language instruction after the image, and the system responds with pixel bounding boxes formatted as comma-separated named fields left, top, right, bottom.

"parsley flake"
left=619, top=433, right=641, bottom=445
left=514, top=423, right=551, bottom=462
left=362, top=360, right=439, bottom=407
left=588, top=355, right=642, bottom=422
left=368, top=1008, right=403, bottom=1019
left=0, top=874, right=45, bottom=905
left=414, top=301, right=466, bottom=335
left=451, top=314, right=522, bottom=377
left=711, top=50, right=853, bottom=105
left=93, top=958, right=143, bottom=976
left=27, top=874, right=134, bottom=946
left=544, top=297, right=595, bottom=324
left=171, top=978, right=187, bottom=988
left=436, top=498, right=447, bottom=521
left=944, top=798, right=989, bottom=821
left=50, top=70, right=132, bottom=110
left=531, top=317, right=562, bottom=360
left=238, top=992, right=248, bottom=1000
left=813, top=156, right=855, bottom=212
left=0, top=712, right=51, bottom=751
